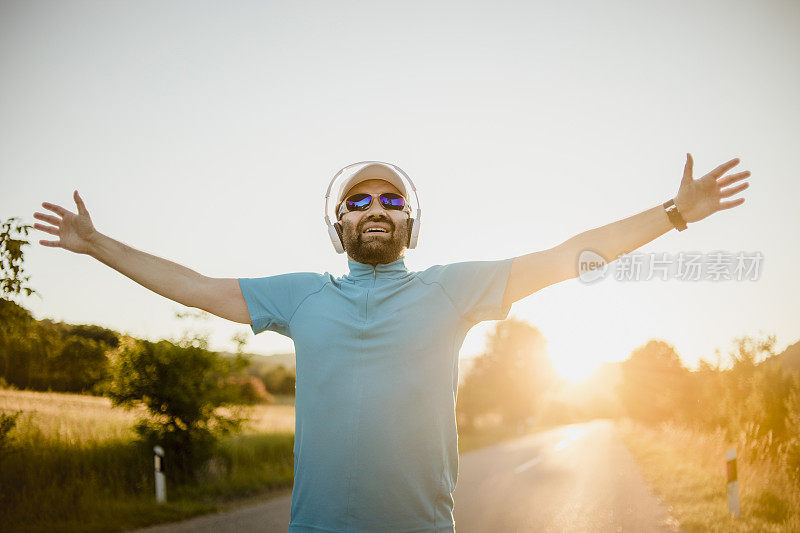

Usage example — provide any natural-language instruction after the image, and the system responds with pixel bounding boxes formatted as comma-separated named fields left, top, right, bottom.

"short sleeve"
left=419, top=257, right=515, bottom=325
left=237, top=273, right=327, bottom=337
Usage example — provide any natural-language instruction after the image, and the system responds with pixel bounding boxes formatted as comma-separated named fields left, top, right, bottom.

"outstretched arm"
left=501, top=154, right=752, bottom=308
left=33, top=191, right=251, bottom=324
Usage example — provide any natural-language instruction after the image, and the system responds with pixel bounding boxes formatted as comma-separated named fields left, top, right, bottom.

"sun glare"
left=548, top=341, right=620, bottom=384
left=553, top=358, right=600, bottom=384
left=539, top=316, right=631, bottom=384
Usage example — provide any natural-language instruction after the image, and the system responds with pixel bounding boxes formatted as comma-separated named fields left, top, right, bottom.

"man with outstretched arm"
left=33, top=154, right=750, bottom=533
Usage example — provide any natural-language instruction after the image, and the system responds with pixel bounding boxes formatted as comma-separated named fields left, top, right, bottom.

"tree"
left=457, top=318, right=556, bottom=432
left=0, top=217, right=38, bottom=302
left=105, top=333, right=248, bottom=482
left=718, top=333, right=794, bottom=445
left=616, top=339, right=691, bottom=425
left=49, top=336, right=109, bottom=392
left=261, top=364, right=296, bottom=395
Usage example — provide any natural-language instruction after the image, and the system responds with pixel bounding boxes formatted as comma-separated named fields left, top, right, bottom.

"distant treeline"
left=615, top=336, right=800, bottom=483
left=0, top=298, right=295, bottom=399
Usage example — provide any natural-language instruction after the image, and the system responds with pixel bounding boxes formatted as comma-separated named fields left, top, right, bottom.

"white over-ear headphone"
left=324, top=161, right=422, bottom=254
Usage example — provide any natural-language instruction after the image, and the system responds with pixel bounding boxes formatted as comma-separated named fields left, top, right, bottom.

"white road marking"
left=514, top=456, right=541, bottom=474
left=515, top=426, right=589, bottom=474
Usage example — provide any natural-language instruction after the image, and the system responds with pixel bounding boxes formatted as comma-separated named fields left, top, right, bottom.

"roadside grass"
left=616, top=418, right=800, bottom=532
left=0, top=388, right=295, bottom=533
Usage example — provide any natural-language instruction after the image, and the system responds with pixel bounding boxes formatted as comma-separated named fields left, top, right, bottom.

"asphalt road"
left=129, top=419, right=678, bottom=533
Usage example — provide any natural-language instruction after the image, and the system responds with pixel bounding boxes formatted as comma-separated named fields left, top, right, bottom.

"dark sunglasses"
left=337, top=192, right=408, bottom=219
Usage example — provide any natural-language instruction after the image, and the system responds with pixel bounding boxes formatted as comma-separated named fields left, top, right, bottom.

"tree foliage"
left=260, top=364, right=296, bottom=395
left=105, top=334, right=250, bottom=481
left=0, top=217, right=38, bottom=301
left=0, top=300, right=119, bottom=393
left=616, top=339, right=691, bottom=425
left=457, top=318, right=557, bottom=432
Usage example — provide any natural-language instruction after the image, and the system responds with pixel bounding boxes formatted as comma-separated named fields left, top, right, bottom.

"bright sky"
left=2, top=0, right=798, bottom=383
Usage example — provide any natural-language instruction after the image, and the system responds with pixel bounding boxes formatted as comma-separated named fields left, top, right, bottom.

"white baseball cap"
left=335, top=162, right=410, bottom=207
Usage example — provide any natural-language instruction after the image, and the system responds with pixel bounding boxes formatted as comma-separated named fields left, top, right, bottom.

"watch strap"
left=663, top=199, right=688, bottom=231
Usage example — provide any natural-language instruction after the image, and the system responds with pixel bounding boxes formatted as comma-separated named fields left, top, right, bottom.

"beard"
left=341, top=214, right=409, bottom=265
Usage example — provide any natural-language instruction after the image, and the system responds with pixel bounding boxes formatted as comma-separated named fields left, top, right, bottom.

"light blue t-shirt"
left=238, top=256, right=514, bottom=533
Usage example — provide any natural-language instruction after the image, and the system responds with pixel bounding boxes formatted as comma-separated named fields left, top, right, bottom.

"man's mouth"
left=362, top=224, right=391, bottom=235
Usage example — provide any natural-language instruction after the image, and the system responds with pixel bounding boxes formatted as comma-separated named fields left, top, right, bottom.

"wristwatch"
left=663, top=198, right=688, bottom=231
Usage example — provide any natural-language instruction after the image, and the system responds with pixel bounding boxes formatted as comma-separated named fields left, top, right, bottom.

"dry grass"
left=0, top=388, right=295, bottom=444
left=616, top=418, right=800, bottom=532
left=0, top=388, right=144, bottom=442
left=218, top=402, right=295, bottom=435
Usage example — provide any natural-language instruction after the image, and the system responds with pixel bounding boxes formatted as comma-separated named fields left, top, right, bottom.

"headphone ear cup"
left=407, top=218, right=421, bottom=249
left=334, top=222, right=344, bottom=247
left=328, top=222, right=345, bottom=254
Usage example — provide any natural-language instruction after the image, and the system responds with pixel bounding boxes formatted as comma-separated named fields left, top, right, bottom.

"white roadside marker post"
left=154, top=445, right=167, bottom=503
left=726, top=447, right=740, bottom=518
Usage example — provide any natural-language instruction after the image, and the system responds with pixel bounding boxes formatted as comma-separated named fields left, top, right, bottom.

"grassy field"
left=616, top=418, right=800, bottom=532
left=0, top=388, right=296, bottom=440
left=0, top=388, right=296, bottom=533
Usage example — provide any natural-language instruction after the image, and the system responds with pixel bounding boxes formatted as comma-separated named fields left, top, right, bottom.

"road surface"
left=129, top=419, right=678, bottom=532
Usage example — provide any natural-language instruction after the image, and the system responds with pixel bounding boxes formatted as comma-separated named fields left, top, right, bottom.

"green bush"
left=105, top=335, right=250, bottom=482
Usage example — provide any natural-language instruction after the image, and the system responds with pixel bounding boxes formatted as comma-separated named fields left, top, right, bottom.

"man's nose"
left=364, top=196, right=389, bottom=216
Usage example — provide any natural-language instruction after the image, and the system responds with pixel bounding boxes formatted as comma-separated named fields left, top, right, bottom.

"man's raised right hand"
left=33, top=190, right=98, bottom=255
